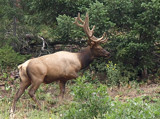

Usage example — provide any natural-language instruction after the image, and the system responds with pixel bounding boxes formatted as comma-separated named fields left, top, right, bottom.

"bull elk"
left=11, top=13, right=110, bottom=112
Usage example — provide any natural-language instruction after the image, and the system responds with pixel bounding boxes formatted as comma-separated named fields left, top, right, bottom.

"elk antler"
left=74, top=13, right=108, bottom=45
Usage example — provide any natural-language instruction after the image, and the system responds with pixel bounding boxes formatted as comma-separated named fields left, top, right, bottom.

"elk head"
left=74, top=13, right=110, bottom=58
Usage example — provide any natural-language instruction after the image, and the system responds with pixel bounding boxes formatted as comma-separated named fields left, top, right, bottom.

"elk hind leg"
left=11, top=80, right=31, bottom=113
left=28, top=81, right=42, bottom=110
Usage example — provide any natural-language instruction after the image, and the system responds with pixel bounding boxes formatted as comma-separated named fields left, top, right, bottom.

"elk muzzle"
left=104, top=50, right=110, bottom=58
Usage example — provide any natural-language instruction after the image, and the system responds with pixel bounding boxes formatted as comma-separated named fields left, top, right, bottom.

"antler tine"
left=91, top=32, right=107, bottom=43
left=74, top=17, right=83, bottom=27
left=77, top=13, right=84, bottom=24
left=90, top=25, right=95, bottom=38
left=74, top=13, right=85, bottom=28
left=75, top=13, right=93, bottom=40
left=83, top=13, right=107, bottom=44
left=83, top=13, right=95, bottom=38
left=99, top=37, right=108, bottom=43
left=98, top=33, right=108, bottom=43
left=84, top=13, right=89, bottom=28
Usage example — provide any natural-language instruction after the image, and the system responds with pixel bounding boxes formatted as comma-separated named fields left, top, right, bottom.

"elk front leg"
left=59, top=80, right=66, bottom=99
left=59, top=72, right=78, bottom=99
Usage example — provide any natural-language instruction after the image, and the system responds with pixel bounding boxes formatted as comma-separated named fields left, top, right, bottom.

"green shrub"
left=62, top=75, right=111, bottom=119
left=90, top=58, right=107, bottom=72
left=0, top=45, right=28, bottom=69
left=60, top=72, right=160, bottom=119
left=105, top=97, right=160, bottom=119
left=106, top=61, right=121, bottom=86
left=90, top=59, right=122, bottom=86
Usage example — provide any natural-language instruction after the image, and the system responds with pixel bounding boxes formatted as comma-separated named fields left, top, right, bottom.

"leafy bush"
left=90, top=59, right=123, bottom=86
left=106, top=61, right=121, bottom=86
left=105, top=97, right=160, bottom=119
left=90, top=58, right=107, bottom=72
left=62, top=75, right=111, bottom=119
left=0, top=45, right=28, bottom=69
left=106, top=0, right=160, bottom=80
left=60, top=73, right=160, bottom=119
left=87, top=1, right=115, bottom=37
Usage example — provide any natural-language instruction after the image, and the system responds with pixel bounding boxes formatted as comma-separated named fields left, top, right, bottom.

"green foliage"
left=106, top=61, right=121, bottom=86
left=104, top=0, right=135, bottom=28
left=89, top=58, right=107, bottom=72
left=0, top=45, right=27, bottom=69
left=21, top=0, right=96, bottom=25
left=0, top=0, right=159, bottom=80
left=102, top=0, right=160, bottom=80
left=87, top=1, right=115, bottom=36
left=90, top=59, right=122, bottom=86
left=109, top=33, right=156, bottom=80
left=81, top=70, right=99, bottom=84
left=104, top=97, right=160, bottom=119
left=63, top=75, right=111, bottom=119
left=0, top=71, right=159, bottom=118
left=61, top=73, right=160, bottom=119
left=55, top=15, right=78, bottom=42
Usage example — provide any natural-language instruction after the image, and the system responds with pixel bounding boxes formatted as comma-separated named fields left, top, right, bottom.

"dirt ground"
left=107, top=83, right=160, bottom=102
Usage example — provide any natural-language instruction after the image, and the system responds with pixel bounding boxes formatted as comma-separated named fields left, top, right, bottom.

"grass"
left=0, top=77, right=160, bottom=119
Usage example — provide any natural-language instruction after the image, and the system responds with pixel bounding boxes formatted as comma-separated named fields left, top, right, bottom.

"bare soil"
left=107, top=83, right=160, bottom=102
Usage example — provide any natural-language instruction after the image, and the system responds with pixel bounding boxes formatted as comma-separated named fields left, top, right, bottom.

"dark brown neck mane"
left=78, top=46, right=94, bottom=69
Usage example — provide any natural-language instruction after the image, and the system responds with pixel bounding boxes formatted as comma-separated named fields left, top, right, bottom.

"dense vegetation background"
left=0, top=0, right=160, bottom=118
left=0, top=0, right=159, bottom=82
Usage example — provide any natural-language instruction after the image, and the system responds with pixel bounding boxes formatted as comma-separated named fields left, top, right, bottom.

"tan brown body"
left=18, top=59, right=30, bottom=82
left=11, top=13, right=110, bottom=112
left=28, top=51, right=82, bottom=83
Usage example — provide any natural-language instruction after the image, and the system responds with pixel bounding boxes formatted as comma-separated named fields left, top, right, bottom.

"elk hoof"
left=9, top=109, right=15, bottom=119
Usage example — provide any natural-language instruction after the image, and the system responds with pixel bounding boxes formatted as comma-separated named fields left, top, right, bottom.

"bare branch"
left=38, top=36, right=45, bottom=51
